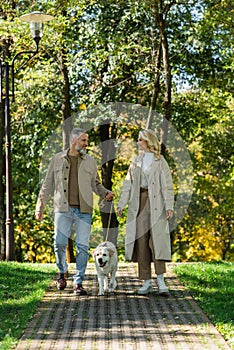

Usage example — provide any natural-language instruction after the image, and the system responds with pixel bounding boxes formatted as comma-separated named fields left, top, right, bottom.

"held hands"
left=105, top=191, right=114, bottom=201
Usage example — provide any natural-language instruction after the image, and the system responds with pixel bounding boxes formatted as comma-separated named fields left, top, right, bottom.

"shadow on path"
left=14, top=262, right=231, bottom=350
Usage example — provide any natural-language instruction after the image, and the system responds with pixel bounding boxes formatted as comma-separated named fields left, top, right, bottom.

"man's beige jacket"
left=36, top=149, right=108, bottom=214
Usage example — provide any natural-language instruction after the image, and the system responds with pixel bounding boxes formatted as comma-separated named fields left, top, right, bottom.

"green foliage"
left=171, top=88, right=233, bottom=262
left=173, top=262, right=234, bottom=347
left=11, top=62, right=62, bottom=262
left=0, top=261, right=56, bottom=349
left=15, top=213, right=55, bottom=263
left=68, top=0, right=155, bottom=106
left=0, top=0, right=233, bottom=262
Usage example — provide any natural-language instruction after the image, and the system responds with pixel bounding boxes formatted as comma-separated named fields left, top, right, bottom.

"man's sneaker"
left=56, top=278, right=67, bottom=290
left=137, top=279, right=153, bottom=295
left=74, top=284, right=87, bottom=296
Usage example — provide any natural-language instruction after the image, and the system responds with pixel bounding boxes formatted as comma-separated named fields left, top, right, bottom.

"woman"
left=117, top=129, right=174, bottom=295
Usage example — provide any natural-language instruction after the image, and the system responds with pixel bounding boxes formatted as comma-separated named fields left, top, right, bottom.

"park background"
left=0, top=0, right=233, bottom=263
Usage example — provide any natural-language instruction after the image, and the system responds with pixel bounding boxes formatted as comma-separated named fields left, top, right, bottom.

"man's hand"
left=117, top=208, right=123, bottom=217
left=35, top=211, right=43, bottom=221
left=105, top=191, right=114, bottom=201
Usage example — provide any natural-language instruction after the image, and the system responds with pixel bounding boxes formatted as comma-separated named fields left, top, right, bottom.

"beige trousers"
left=134, top=191, right=166, bottom=280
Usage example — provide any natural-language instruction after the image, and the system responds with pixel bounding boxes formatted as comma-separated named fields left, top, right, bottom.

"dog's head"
left=93, top=246, right=115, bottom=268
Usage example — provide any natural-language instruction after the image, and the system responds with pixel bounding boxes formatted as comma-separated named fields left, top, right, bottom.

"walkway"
left=14, top=262, right=231, bottom=350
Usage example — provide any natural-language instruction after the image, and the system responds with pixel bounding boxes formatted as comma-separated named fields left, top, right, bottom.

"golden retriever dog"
left=92, top=241, right=118, bottom=296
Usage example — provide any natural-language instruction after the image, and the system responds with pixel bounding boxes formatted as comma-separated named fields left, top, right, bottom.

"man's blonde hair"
left=139, top=129, right=162, bottom=159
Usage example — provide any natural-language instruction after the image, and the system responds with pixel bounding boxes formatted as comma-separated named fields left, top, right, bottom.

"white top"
left=141, top=152, right=154, bottom=188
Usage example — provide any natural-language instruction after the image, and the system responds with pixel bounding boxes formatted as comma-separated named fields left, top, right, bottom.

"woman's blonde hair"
left=139, top=129, right=162, bottom=159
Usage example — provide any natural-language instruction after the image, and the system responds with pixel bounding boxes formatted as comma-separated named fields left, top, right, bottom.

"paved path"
left=14, top=262, right=231, bottom=350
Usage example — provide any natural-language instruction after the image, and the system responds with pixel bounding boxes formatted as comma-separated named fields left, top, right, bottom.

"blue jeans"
left=54, top=207, right=92, bottom=285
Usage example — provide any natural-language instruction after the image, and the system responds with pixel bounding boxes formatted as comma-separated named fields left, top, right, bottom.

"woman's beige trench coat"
left=118, top=154, right=174, bottom=262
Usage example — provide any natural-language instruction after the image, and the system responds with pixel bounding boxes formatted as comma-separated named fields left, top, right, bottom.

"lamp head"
left=19, top=11, right=54, bottom=47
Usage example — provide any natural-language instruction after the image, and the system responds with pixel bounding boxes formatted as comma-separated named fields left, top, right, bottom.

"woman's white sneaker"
left=137, top=279, right=153, bottom=295
left=157, top=274, right=169, bottom=294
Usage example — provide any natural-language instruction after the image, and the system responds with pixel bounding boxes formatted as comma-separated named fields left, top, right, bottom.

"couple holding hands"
left=35, top=128, right=174, bottom=296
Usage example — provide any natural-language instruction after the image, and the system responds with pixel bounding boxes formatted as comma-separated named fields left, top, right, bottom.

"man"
left=35, top=128, right=114, bottom=295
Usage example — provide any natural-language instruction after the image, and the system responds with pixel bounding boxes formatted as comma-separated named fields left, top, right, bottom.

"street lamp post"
left=0, top=11, right=54, bottom=261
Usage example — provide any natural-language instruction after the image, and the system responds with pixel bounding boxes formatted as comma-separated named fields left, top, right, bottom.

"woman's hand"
left=35, top=210, right=43, bottom=221
left=166, top=210, right=173, bottom=220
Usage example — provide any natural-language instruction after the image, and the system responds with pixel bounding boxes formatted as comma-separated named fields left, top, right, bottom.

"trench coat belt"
left=140, top=187, right=148, bottom=193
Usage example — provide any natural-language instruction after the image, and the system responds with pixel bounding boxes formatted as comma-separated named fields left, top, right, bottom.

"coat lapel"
left=148, top=158, right=160, bottom=184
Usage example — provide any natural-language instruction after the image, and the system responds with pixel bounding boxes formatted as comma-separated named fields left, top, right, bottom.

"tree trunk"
left=99, top=121, right=118, bottom=246
left=157, top=12, right=172, bottom=155
left=160, top=35, right=171, bottom=154
left=155, top=2, right=174, bottom=247
left=147, top=38, right=162, bottom=129
left=157, top=11, right=174, bottom=244
left=58, top=49, right=75, bottom=263
left=59, top=50, right=73, bottom=148
left=221, top=217, right=232, bottom=260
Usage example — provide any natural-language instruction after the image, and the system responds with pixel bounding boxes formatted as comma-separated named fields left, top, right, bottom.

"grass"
left=0, top=261, right=233, bottom=349
left=0, top=261, right=57, bottom=350
left=173, top=261, right=234, bottom=348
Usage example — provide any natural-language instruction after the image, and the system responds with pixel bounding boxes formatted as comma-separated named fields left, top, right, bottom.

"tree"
left=146, top=0, right=176, bottom=151
left=0, top=0, right=232, bottom=262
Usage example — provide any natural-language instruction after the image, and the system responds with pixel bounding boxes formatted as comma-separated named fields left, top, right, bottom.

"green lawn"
left=0, top=261, right=233, bottom=349
left=0, top=261, right=57, bottom=350
left=173, top=261, right=234, bottom=348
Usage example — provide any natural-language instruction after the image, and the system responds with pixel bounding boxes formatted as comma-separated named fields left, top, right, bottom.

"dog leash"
left=100, top=199, right=114, bottom=242
left=105, top=201, right=113, bottom=242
